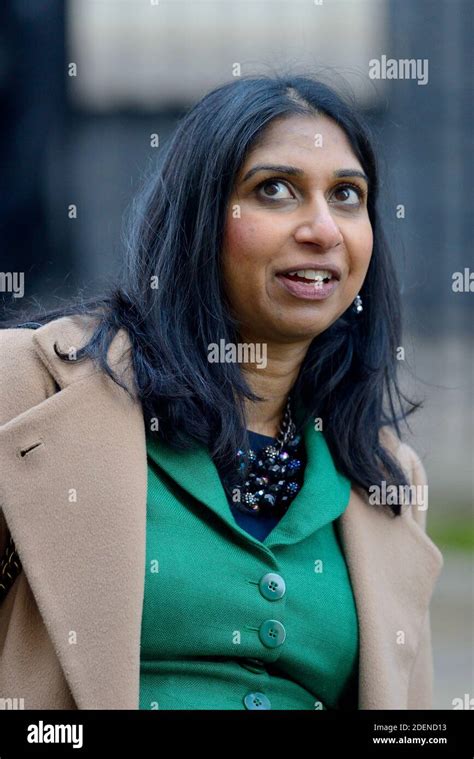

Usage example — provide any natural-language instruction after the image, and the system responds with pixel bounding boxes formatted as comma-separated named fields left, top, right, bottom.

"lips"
left=283, top=270, right=334, bottom=285
left=275, top=271, right=341, bottom=301
left=276, top=263, right=342, bottom=281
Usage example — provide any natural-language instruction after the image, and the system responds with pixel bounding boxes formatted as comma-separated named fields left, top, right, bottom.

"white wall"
left=67, top=0, right=388, bottom=110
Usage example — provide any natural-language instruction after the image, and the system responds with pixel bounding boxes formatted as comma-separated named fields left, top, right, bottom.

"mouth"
left=275, top=267, right=341, bottom=301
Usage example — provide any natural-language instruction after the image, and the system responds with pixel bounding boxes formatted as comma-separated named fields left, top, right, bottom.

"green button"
left=243, top=692, right=271, bottom=710
left=259, top=572, right=286, bottom=601
left=259, top=619, right=286, bottom=648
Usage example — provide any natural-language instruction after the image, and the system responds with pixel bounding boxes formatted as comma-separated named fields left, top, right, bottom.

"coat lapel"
left=336, top=488, right=443, bottom=708
left=0, top=317, right=444, bottom=709
left=0, top=318, right=148, bottom=709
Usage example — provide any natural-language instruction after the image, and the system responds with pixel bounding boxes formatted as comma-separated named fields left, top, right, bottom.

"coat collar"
left=0, top=317, right=444, bottom=709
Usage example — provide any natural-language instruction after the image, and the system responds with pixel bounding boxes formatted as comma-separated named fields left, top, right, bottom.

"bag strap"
left=0, top=533, right=22, bottom=604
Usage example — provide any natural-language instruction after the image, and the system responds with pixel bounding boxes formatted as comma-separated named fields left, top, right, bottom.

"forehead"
left=238, top=113, right=362, bottom=177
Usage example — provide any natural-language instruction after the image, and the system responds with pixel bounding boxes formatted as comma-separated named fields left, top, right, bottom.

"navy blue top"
left=218, top=430, right=307, bottom=542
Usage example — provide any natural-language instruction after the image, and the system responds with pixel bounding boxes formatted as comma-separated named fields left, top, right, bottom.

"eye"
left=255, top=178, right=295, bottom=200
left=331, top=183, right=365, bottom=205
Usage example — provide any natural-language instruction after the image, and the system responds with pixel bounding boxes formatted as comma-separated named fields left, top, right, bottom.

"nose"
left=293, top=199, right=343, bottom=250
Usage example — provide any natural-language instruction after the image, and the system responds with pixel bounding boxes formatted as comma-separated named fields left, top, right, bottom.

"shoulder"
left=379, top=425, right=426, bottom=482
left=0, top=313, right=134, bottom=426
left=379, top=424, right=429, bottom=531
left=0, top=315, right=97, bottom=425
left=0, top=322, right=57, bottom=426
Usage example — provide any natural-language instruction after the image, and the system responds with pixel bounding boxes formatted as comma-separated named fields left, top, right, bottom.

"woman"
left=0, top=75, right=443, bottom=711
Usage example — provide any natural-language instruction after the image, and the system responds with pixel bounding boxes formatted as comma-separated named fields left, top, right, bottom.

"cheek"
left=351, top=222, right=373, bottom=274
left=222, top=214, right=273, bottom=279
left=225, top=215, right=261, bottom=254
left=224, top=220, right=254, bottom=261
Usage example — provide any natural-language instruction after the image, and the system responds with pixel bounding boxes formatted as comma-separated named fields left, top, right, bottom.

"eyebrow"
left=241, top=163, right=369, bottom=185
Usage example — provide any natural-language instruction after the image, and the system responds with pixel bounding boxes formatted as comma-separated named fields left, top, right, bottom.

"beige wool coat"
left=0, top=316, right=444, bottom=710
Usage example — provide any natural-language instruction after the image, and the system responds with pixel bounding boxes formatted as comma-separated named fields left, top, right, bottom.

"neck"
left=240, top=338, right=310, bottom=437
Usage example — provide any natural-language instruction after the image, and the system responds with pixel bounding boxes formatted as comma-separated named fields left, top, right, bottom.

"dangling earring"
left=353, top=294, right=363, bottom=314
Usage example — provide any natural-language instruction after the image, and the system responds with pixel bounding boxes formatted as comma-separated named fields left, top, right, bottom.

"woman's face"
left=221, top=113, right=373, bottom=344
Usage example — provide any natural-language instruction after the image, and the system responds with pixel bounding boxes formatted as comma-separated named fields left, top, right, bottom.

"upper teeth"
left=288, top=269, right=333, bottom=280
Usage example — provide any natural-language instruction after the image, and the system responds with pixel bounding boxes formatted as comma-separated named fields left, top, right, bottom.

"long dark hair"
left=2, top=74, right=421, bottom=516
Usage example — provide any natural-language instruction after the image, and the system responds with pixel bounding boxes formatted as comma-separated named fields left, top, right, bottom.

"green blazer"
left=140, top=420, right=359, bottom=710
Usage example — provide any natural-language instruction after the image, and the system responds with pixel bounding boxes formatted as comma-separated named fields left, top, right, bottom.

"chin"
left=272, top=321, right=328, bottom=342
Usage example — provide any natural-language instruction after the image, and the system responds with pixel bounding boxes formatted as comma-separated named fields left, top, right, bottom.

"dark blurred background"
left=0, top=0, right=472, bottom=707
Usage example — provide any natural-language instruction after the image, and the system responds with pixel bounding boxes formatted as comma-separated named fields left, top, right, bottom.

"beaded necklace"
left=223, top=395, right=305, bottom=516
